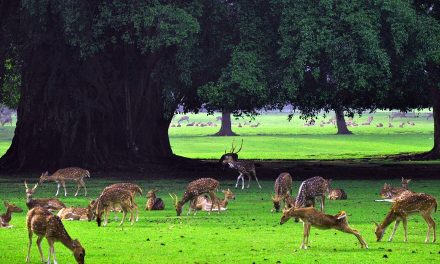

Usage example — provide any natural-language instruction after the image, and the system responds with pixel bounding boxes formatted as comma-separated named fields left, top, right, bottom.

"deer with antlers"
left=145, top=189, right=165, bottom=211
left=1, top=201, right=23, bottom=228
left=93, top=188, right=135, bottom=227
left=219, top=139, right=243, bottom=168
left=24, top=181, right=66, bottom=211
left=189, top=188, right=236, bottom=215
left=39, top=167, right=90, bottom=197
left=102, top=183, right=143, bottom=221
left=170, top=178, right=221, bottom=216
left=272, top=172, right=293, bottom=212
left=26, top=207, right=85, bottom=264
left=280, top=207, right=368, bottom=249
left=374, top=192, right=437, bottom=243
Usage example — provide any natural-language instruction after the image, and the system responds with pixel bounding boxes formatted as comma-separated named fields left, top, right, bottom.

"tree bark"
left=213, top=110, right=237, bottom=136
left=423, top=86, right=440, bottom=159
left=334, top=108, right=352, bottom=135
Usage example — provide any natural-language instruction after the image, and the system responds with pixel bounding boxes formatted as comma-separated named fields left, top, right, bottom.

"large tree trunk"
left=334, top=108, right=352, bottom=135
left=423, top=86, right=440, bottom=159
left=213, top=110, right=237, bottom=136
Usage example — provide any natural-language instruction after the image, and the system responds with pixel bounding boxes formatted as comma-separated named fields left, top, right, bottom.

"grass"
left=0, top=178, right=439, bottom=263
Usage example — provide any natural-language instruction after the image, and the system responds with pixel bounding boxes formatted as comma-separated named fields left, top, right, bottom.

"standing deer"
left=26, top=207, right=85, bottom=264
left=374, top=192, right=437, bottom=243
left=222, top=155, right=261, bottom=189
left=24, top=181, right=66, bottom=211
left=170, top=178, right=221, bottom=216
left=280, top=207, right=368, bottom=249
left=39, top=167, right=90, bottom=197
left=294, top=177, right=331, bottom=212
left=94, top=188, right=135, bottom=227
left=145, top=189, right=165, bottom=211
left=328, top=188, right=347, bottom=200
left=272, top=172, right=293, bottom=212
left=189, top=189, right=236, bottom=214
left=102, top=183, right=143, bottom=221
left=1, top=201, right=23, bottom=228
left=219, top=139, right=243, bottom=168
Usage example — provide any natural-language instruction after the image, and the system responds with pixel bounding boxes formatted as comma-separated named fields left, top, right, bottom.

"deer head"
left=169, top=193, right=182, bottom=216
left=72, top=239, right=86, bottom=264
left=280, top=207, right=293, bottom=225
left=86, top=200, right=96, bottom=222
left=219, top=139, right=243, bottom=165
left=401, top=177, right=411, bottom=189
left=4, top=201, right=23, bottom=213
left=24, top=181, right=38, bottom=198
left=38, top=171, right=50, bottom=184
left=272, top=195, right=282, bottom=212
left=147, top=189, right=159, bottom=199
left=222, top=188, right=235, bottom=200
left=373, top=221, right=385, bottom=241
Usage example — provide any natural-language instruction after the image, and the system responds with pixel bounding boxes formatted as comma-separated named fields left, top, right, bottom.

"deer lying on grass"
left=57, top=201, right=96, bottom=221
left=94, top=188, right=135, bottom=227
left=26, top=207, right=85, bottom=264
left=328, top=188, right=347, bottom=200
left=25, top=181, right=66, bottom=211
left=39, top=167, right=90, bottom=197
left=145, top=189, right=165, bottom=211
left=170, top=178, right=221, bottom=216
left=380, top=179, right=412, bottom=199
left=102, top=183, right=142, bottom=221
left=272, top=172, right=293, bottom=212
left=189, top=189, right=235, bottom=215
left=280, top=207, right=368, bottom=249
left=1, top=201, right=23, bottom=228
left=374, top=192, right=437, bottom=243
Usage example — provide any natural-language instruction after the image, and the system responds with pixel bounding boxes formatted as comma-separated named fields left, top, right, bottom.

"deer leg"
left=320, top=195, right=325, bottom=213
left=402, top=217, right=409, bottom=242
left=36, top=236, right=45, bottom=262
left=187, top=200, right=193, bottom=216
left=235, top=174, right=242, bottom=188
left=119, top=209, right=127, bottom=226
left=388, top=219, right=400, bottom=242
left=340, top=226, right=369, bottom=249
left=61, top=181, right=67, bottom=197
left=241, top=174, right=245, bottom=189
left=80, top=179, right=87, bottom=196
left=421, top=213, right=435, bottom=243
left=55, top=183, right=60, bottom=196
left=26, top=231, right=33, bottom=263
left=247, top=173, right=252, bottom=188
left=253, top=171, right=262, bottom=189
left=50, top=242, right=58, bottom=264
left=133, top=202, right=139, bottom=222
left=104, top=209, right=109, bottom=226
left=74, top=181, right=81, bottom=197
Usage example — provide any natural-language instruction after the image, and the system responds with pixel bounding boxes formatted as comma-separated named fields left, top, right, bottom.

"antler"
left=230, top=139, right=236, bottom=153
left=235, top=139, right=243, bottom=154
left=169, top=193, right=179, bottom=206
left=24, top=180, right=29, bottom=189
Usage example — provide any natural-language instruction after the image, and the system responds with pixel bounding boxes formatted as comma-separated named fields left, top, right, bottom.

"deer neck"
left=380, top=211, right=398, bottom=231
left=58, top=231, right=76, bottom=252
left=221, top=197, right=228, bottom=207
left=1, top=208, right=13, bottom=222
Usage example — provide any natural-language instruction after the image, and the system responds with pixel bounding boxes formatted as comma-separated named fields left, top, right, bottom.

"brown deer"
left=189, top=189, right=236, bottom=214
left=380, top=182, right=413, bottom=199
left=222, top=155, right=261, bottom=189
left=57, top=202, right=95, bottom=221
left=1, top=201, right=23, bottom=228
left=145, top=189, right=165, bottom=211
left=294, top=177, right=331, bottom=212
left=328, top=188, right=347, bottom=200
left=219, top=139, right=243, bottom=167
left=280, top=207, right=368, bottom=249
left=102, top=183, right=143, bottom=221
left=361, top=116, right=373, bottom=126
left=39, top=167, right=90, bottom=197
left=170, top=178, right=221, bottom=216
left=26, top=207, right=85, bottom=264
left=272, top=172, right=293, bottom=212
left=94, top=188, right=135, bottom=227
left=24, top=181, right=66, bottom=211
left=374, top=192, right=437, bottom=243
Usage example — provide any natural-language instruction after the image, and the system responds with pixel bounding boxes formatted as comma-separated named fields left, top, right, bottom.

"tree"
left=278, top=0, right=391, bottom=134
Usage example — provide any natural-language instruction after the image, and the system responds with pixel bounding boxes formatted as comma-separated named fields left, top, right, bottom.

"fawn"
left=26, top=207, right=85, bottom=264
left=39, top=167, right=90, bottom=197
left=102, top=183, right=143, bottom=221
left=1, top=201, right=23, bottom=228
left=94, top=187, right=135, bottom=227
left=280, top=207, right=368, bottom=249
left=272, top=172, right=293, bottom=212
left=189, top=189, right=236, bottom=215
left=294, top=177, right=331, bottom=212
left=170, top=178, right=221, bottom=216
left=145, top=189, right=165, bottom=211
left=328, top=188, right=347, bottom=200
left=24, top=181, right=66, bottom=211
left=374, top=192, right=437, bottom=243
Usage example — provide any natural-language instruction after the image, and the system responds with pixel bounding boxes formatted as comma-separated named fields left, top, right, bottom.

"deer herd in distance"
left=0, top=143, right=438, bottom=263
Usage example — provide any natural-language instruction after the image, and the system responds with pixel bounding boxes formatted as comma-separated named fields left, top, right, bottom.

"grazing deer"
left=145, top=189, right=165, bottom=211
left=170, top=178, right=221, bottom=216
left=380, top=183, right=413, bottom=199
left=294, top=177, right=331, bottom=212
left=39, top=167, right=90, bottom=197
left=24, top=181, right=66, bottom=211
left=376, top=123, right=383, bottom=127
left=177, top=115, right=190, bottom=123
left=94, top=188, right=135, bottom=227
left=26, top=207, right=85, bottom=264
left=189, top=189, right=236, bottom=214
left=328, top=188, right=347, bottom=200
left=102, top=183, right=142, bottom=221
left=57, top=201, right=96, bottom=221
left=1, top=201, right=23, bottom=228
left=280, top=207, right=368, bottom=249
left=374, top=192, right=437, bottom=243
left=272, top=172, right=293, bottom=212
left=361, top=116, right=373, bottom=126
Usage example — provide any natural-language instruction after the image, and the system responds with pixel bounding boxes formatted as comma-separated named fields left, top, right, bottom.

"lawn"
left=0, top=178, right=439, bottom=263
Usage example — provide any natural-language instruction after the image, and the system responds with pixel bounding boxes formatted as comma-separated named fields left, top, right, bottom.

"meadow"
left=0, top=178, right=439, bottom=263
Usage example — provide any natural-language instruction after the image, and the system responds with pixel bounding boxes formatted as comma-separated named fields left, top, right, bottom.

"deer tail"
left=85, top=170, right=91, bottom=178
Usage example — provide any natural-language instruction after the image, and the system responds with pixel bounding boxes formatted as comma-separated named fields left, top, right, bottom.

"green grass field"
left=0, top=178, right=438, bottom=263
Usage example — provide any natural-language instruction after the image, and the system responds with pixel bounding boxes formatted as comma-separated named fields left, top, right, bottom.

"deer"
left=401, top=177, right=411, bottom=189
left=361, top=116, right=373, bottom=126
left=57, top=200, right=96, bottom=221
left=280, top=207, right=368, bottom=250
left=0, top=114, right=12, bottom=126
left=272, top=172, right=293, bottom=212
left=93, top=188, right=135, bottom=227
left=1, top=201, right=23, bottom=228
left=222, top=155, right=261, bottom=189
left=102, top=183, right=143, bottom=221
left=379, top=182, right=413, bottom=199
left=145, top=189, right=165, bottom=211
left=373, top=192, right=437, bottom=243
left=219, top=139, right=243, bottom=167
left=39, top=167, right=90, bottom=197
left=24, top=181, right=66, bottom=211
left=188, top=189, right=236, bottom=215
left=170, top=178, right=221, bottom=216
left=26, top=207, right=85, bottom=264
left=177, top=115, right=190, bottom=123
left=294, top=176, right=331, bottom=212
left=250, top=122, right=261, bottom=127
left=327, top=188, right=347, bottom=200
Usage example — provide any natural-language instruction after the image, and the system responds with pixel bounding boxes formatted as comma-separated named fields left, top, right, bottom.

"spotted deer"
left=1, top=201, right=23, bottom=228
left=189, top=189, right=236, bottom=215
left=24, top=181, right=66, bottom=211
left=272, top=172, right=293, bottom=212
left=57, top=202, right=96, bottom=221
left=39, top=167, right=90, bottom=197
left=222, top=155, right=261, bottom=189
left=294, top=177, right=331, bottom=212
left=401, top=177, right=411, bottom=189
left=145, top=189, right=165, bottom=211
left=280, top=207, right=368, bottom=249
left=170, top=178, right=221, bottom=216
left=374, top=192, right=437, bottom=243
left=219, top=139, right=243, bottom=169
left=94, top=188, right=135, bottom=227
left=102, top=183, right=143, bottom=221
left=380, top=182, right=413, bottom=199
left=328, top=188, right=347, bottom=200
left=26, top=207, right=85, bottom=264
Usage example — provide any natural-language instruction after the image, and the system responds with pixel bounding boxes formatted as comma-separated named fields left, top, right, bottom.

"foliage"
left=0, top=58, right=20, bottom=108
